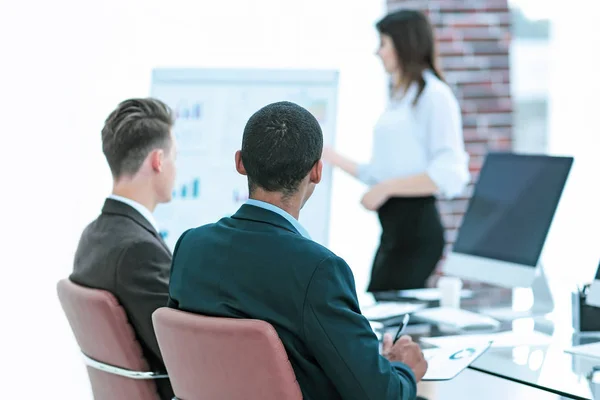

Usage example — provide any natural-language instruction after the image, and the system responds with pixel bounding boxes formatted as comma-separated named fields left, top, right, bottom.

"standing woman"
left=324, top=9, right=470, bottom=292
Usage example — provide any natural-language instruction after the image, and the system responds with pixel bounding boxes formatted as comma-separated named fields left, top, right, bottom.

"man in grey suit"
left=70, top=98, right=177, bottom=400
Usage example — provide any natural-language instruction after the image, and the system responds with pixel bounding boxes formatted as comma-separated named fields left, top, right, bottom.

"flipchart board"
left=150, top=68, right=339, bottom=250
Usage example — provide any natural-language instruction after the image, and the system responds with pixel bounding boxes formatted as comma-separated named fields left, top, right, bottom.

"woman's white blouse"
left=357, top=70, right=470, bottom=199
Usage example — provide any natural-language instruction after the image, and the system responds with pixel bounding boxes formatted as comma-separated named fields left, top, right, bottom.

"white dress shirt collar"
left=244, top=199, right=311, bottom=240
left=107, top=194, right=160, bottom=232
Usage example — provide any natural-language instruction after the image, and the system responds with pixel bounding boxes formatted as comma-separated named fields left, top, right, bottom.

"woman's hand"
left=361, top=182, right=390, bottom=211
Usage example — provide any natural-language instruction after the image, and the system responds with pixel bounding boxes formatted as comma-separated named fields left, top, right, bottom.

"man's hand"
left=382, top=334, right=428, bottom=382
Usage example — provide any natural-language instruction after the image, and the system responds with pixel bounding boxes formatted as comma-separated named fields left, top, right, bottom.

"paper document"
left=420, top=342, right=492, bottom=381
left=420, top=330, right=552, bottom=349
left=362, top=302, right=426, bottom=321
left=565, top=342, right=600, bottom=360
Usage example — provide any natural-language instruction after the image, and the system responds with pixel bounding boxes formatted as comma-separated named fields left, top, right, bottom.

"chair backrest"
left=57, top=279, right=161, bottom=400
left=152, top=308, right=303, bottom=400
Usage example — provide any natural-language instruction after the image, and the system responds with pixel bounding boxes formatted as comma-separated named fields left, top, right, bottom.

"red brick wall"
left=386, top=0, right=514, bottom=274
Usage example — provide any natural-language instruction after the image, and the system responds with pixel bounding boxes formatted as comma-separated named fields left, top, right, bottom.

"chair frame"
left=81, top=352, right=169, bottom=380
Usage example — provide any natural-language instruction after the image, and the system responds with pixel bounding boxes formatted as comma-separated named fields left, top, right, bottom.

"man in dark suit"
left=71, top=98, right=177, bottom=400
left=169, top=101, right=427, bottom=400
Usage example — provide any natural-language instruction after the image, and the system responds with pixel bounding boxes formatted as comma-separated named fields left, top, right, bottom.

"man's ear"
left=310, top=159, right=323, bottom=184
left=235, top=150, right=247, bottom=176
left=150, top=149, right=164, bottom=172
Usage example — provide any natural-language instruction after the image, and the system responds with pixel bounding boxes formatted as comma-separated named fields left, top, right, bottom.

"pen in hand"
left=393, top=314, right=410, bottom=344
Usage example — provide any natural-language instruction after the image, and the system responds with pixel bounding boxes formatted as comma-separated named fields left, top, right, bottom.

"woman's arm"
left=323, top=146, right=381, bottom=186
left=383, top=173, right=438, bottom=196
left=322, top=147, right=359, bottom=179
left=422, top=86, right=470, bottom=198
left=325, top=145, right=433, bottom=210
left=360, top=173, right=438, bottom=210
left=361, top=87, right=469, bottom=210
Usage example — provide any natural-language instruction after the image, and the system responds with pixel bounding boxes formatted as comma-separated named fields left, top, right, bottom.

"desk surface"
left=374, top=287, right=600, bottom=400
left=470, top=337, right=599, bottom=400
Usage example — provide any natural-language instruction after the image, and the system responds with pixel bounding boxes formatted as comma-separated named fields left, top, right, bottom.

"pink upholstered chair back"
left=152, top=308, right=303, bottom=400
left=57, top=279, right=164, bottom=400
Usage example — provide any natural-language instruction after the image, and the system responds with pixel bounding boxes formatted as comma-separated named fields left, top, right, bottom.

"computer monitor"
left=586, top=261, right=600, bottom=308
left=444, top=152, right=573, bottom=291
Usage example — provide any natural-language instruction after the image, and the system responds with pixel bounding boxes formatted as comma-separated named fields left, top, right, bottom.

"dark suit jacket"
left=169, top=204, right=417, bottom=400
left=70, top=198, right=174, bottom=400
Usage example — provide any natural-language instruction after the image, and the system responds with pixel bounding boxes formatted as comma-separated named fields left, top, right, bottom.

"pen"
left=393, top=314, right=410, bottom=344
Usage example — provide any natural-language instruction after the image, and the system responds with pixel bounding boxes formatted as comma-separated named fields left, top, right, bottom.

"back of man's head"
left=241, top=101, right=323, bottom=197
left=102, top=98, right=174, bottom=179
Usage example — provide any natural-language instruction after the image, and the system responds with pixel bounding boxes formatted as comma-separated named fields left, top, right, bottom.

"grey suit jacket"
left=70, top=198, right=173, bottom=400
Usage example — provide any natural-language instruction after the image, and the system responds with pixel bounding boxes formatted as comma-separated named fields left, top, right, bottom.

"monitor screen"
left=453, top=152, right=573, bottom=267
left=596, top=260, right=600, bottom=280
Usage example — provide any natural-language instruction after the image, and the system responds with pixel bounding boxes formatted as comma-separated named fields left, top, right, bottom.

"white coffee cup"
left=438, top=276, right=463, bottom=309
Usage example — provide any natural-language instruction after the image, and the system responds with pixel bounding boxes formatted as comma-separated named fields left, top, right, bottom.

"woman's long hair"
left=376, top=9, right=444, bottom=105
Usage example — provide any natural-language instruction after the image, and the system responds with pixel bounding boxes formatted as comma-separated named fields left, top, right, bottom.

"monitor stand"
left=479, top=266, right=554, bottom=321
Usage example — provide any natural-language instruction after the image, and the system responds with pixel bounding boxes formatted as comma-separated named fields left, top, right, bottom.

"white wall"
left=510, top=40, right=550, bottom=101
left=545, top=2, right=600, bottom=289
left=510, top=39, right=550, bottom=153
left=1, top=0, right=387, bottom=397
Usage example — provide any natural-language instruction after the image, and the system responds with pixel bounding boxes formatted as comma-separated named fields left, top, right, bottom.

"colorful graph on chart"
left=172, top=178, right=200, bottom=199
left=175, top=102, right=202, bottom=120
